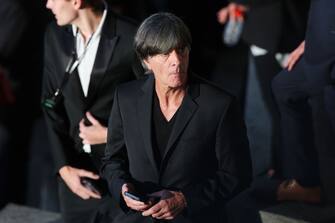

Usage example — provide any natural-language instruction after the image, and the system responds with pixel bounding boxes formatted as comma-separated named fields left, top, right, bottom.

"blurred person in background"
left=225, top=0, right=335, bottom=222
left=42, top=0, right=143, bottom=222
left=272, top=0, right=335, bottom=205
left=217, top=0, right=309, bottom=178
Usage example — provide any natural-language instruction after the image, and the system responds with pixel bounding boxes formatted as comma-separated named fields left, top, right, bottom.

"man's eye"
left=160, top=54, right=169, bottom=58
left=177, top=48, right=187, bottom=55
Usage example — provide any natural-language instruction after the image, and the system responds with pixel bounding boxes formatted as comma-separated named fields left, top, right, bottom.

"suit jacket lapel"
left=137, top=75, right=159, bottom=175
left=66, top=69, right=87, bottom=111
left=60, top=26, right=87, bottom=111
left=86, top=10, right=119, bottom=107
left=59, top=26, right=74, bottom=68
left=161, top=80, right=199, bottom=167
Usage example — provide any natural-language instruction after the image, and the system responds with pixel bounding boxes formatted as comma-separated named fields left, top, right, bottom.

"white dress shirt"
left=72, top=8, right=107, bottom=97
left=72, top=9, right=107, bottom=153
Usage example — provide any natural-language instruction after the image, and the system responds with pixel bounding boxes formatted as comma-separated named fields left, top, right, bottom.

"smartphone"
left=124, top=191, right=149, bottom=202
left=80, top=177, right=101, bottom=195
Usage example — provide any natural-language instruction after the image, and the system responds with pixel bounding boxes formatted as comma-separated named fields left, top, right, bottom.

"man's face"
left=46, top=0, right=78, bottom=26
left=144, top=48, right=189, bottom=89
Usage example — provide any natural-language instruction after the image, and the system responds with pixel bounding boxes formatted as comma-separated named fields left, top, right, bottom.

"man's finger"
left=164, top=216, right=174, bottom=220
left=79, top=132, right=86, bottom=139
left=86, top=112, right=99, bottom=125
left=288, top=55, right=298, bottom=71
left=155, top=210, right=173, bottom=219
left=151, top=208, right=166, bottom=219
left=124, top=197, right=150, bottom=211
left=157, top=206, right=180, bottom=219
left=131, top=203, right=150, bottom=211
left=286, top=53, right=296, bottom=70
left=82, top=187, right=101, bottom=199
left=78, top=169, right=99, bottom=179
left=217, top=8, right=228, bottom=24
left=77, top=192, right=90, bottom=200
left=124, top=196, right=146, bottom=206
left=73, top=186, right=90, bottom=200
left=142, top=202, right=162, bottom=216
left=79, top=119, right=86, bottom=130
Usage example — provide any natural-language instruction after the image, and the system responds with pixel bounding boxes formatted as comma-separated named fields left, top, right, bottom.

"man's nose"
left=169, top=50, right=182, bottom=66
left=46, top=0, right=52, bottom=9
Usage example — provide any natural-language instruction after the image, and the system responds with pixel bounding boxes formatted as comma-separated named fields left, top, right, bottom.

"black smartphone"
left=80, top=177, right=101, bottom=195
left=124, top=191, right=149, bottom=202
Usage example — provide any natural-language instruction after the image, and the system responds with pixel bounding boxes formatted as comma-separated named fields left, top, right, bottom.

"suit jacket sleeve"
left=181, top=99, right=252, bottom=215
left=101, top=87, right=132, bottom=211
left=42, top=25, right=74, bottom=174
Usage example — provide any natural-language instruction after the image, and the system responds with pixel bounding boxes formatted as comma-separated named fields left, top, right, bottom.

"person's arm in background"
left=217, top=0, right=281, bottom=25
left=217, top=2, right=248, bottom=25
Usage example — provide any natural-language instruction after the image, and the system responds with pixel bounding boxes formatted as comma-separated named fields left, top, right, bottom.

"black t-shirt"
left=152, top=92, right=178, bottom=167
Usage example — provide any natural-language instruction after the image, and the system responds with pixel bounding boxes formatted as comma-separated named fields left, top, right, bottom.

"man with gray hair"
left=102, top=12, right=251, bottom=223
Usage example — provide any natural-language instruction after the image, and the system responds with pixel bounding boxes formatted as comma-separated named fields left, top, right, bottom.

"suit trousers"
left=272, top=58, right=335, bottom=204
left=58, top=178, right=122, bottom=223
left=226, top=188, right=275, bottom=223
left=244, top=53, right=281, bottom=176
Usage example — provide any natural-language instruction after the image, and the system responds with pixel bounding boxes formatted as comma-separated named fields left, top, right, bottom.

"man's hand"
left=59, top=166, right=101, bottom=199
left=217, top=3, right=248, bottom=24
left=79, top=112, right=107, bottom=145
left=286, top=40, right=305, bottom=71
left=121, top=183, right=153, bottom=211
left=142, top=190, right=187, bottom=220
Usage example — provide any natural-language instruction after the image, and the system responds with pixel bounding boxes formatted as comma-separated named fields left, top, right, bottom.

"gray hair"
left=134, top=12, right=192, bottom=62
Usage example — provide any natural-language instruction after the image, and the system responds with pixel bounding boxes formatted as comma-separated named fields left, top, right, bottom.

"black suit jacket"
left=42, top=9, right=143, bottom=173
left=101, top=74, right=252, bottom=223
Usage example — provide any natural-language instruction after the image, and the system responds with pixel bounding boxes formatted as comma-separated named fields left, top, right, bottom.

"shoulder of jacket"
left=191, top=73, right=235, bottom=102
left=116, top=76, right=148, bottom=95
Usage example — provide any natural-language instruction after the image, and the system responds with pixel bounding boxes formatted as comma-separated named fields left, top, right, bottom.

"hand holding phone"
left=122, top=183, right=161, bottom=211
left=124, top=191, right=149, bottom=202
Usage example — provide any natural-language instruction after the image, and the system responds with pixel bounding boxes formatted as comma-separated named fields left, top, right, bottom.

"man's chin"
left=169, top=80, right=187, bottom=89
left=56, top=20, right=67, bottom=26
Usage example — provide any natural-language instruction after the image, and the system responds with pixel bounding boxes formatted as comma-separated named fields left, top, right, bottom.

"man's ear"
left=143, top=59, right=151, bottom=71
left=73, top=0, right=83, bottom=10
